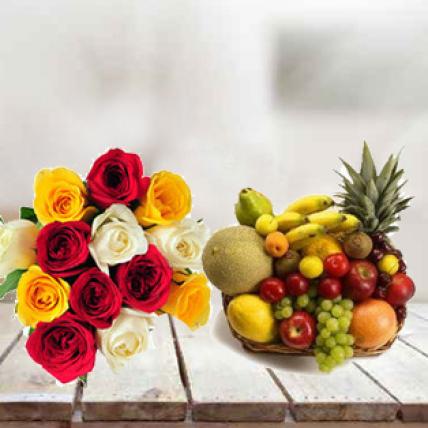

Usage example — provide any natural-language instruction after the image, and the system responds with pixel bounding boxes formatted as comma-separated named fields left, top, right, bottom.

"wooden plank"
left=68, top=419, right=428, bottom=428
left=408, top=303, right=428, bottom=320
left=81, top=315, right=187, bottom=421
left=0, top=336, right=77, bottom=421
left=0, top=303, right=22, bottom=358
left=172, top=318, right=288, bottom=422
left=399, top=311, right=428, bottom=357
left=271, top=362, right=398, bottom=421
left=354, top=340, right=428, bottom=422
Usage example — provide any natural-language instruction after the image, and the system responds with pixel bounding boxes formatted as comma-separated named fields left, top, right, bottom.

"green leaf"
left=339, top=205, right=367, bottom=218
left=362, top=195, right=376, bottom=217
left=376, top=154, right=397, bottom=194
left=0, top=215, right=4, bottom=224
left=383, top=225, right=399, bottom=234
left=79, top=374, right=88, bottom=387
left=0, top=269, right=26, bottom=299
left=386, top=169, right=404, bottom=191
left=185, top=268, right=193, bottom=275
left=366, top=179, right=379, bottom=204
left=19, top=207, right=38, bottom=224
left=339, top=160, right=366, bottom=192
left=360, top=142, right=377, bottom=184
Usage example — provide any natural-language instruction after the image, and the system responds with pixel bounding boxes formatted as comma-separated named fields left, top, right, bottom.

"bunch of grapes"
left=313, top=297, right=355, bottom=372
left=273, top=284, right=318, bottom=320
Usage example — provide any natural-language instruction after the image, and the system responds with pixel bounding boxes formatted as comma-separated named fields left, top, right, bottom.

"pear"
left=235, top=188, right=273, bottom=227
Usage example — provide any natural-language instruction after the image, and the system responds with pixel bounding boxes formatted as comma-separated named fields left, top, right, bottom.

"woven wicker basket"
left=222, top=293, right=404, bottom=357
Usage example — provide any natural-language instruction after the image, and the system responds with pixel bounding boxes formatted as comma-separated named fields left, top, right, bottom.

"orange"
left=350, top=299, right=397, bottom=349
left=265, top=231, right=289, bottom=258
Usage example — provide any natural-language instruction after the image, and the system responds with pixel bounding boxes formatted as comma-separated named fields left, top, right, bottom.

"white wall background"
left=0, top=1, right=427, bottom=300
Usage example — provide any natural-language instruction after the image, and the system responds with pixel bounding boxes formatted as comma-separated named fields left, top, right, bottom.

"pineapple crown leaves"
left=335, top=142, right=413, bottom=234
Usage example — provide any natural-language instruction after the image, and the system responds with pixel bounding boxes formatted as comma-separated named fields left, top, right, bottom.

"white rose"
left=0, top=219, right=38, bottom=278
left=97, top=308, right=154, bottom=372
left=146, top=218, right=209, bottom=271
left=89, top=204, right=148, bottom=274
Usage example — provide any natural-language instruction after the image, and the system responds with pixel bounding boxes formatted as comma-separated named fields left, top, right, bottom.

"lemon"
left=299, top=255, right=323, bottom=279
left=378, top=254, right=399, bottom=275
left=255, top=214, right=278, bottom=236
left=227, top=294, right=277, bottom=343
left=303, top=235, right=342, bottom=261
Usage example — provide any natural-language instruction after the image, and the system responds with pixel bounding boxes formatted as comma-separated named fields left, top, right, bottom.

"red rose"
left=115, top=244, right=172, bottom=312
left=26, top=312, right=96, bottom=383
left=37, top=221, right=91, bottom=278
left=87, top=148, right=150, bottom=209
left=70, top=268, right=122, bottom=329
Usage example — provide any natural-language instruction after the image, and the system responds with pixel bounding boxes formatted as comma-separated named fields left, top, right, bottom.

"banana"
left=285, top=223, right=325, bottom=244
left=329, top=213, right=361, bottom=233
left=286, top=195, right=334, bottom=215
left=307, top=211, right=347, bottom=230
left=290, top=236, right=320, bottom=251
left=275, top=211, right=307, bottom=232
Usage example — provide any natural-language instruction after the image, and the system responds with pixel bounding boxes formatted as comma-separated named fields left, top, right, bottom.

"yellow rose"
left=34, top=167, right=97, bottom=225
left=162, top=271, right=210, bottom=330
left=17, top=265, right=70, bottom=328
left=134, top=171, right=191, bottom=227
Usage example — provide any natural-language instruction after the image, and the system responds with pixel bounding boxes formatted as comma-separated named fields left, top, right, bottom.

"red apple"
left=285, top=273, right=309, bottom=296
left=279, top=311, right=316, bottom=349
left=343, top=260, right=378, bottom=302
left=386, top=273, right=415, bottom=306
left=259, top=277, right=287, bottom=303
left=318, top=277, right=342, bottom=299
left=324, top=253, right=350, bottom=278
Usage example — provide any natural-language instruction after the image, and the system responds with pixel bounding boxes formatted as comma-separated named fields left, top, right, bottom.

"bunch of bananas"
left=279, top=195, right=360, bottom=249
left=235, top=189, right=361, bottom=251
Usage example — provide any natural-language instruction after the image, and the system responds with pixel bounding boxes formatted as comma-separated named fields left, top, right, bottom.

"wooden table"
left=1, top=301, right=428, bottom=427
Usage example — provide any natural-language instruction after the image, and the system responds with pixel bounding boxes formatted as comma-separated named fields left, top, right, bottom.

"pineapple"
left=336, top=142, right=412, bottom=235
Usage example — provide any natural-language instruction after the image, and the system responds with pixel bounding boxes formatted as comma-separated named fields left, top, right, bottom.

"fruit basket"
left=203, top=143, right=414, bottom=372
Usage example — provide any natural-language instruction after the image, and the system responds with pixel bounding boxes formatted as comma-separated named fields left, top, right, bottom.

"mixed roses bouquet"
left=0, top=149, right=210, bottom=383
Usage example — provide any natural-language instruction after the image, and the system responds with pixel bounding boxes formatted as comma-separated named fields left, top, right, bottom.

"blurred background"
left=0, top=0, right=427, bottom=300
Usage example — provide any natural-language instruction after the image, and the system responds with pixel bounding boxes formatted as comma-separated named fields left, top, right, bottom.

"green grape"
left=344, top=345, right=354, bottom=358
left=344, top=310, right=353, bottom=320
left=315, top=352, right=327, bottom=364
left=333, top=295, right=342, bottom=303
left=314, top=347, right=323, bottom=355
left=317, top=311, right=331, bottom=324
left=325, top=337, right=336, bottom=348
left=296, top=294, right=309, bottom=308
left=321, top=299, right=333, bottom=311
left=317, top=323, right=324, bottom=332
left=319, top=364, right=332, bottom=373
left=308, top=284, right=318, bottom=298
left=325, top=355, right=337, bottom=369
left=331, top=304, right=344, bottom=318
left=346, top=335, right=355, bottom=346
left=340, top=299, right=354, bottom=310
left=315, top=307, right=322, bottom=316
left=316, top=336, right=325, bottom=347
left=281, top=306, right=293, bottom=319
left=331, top=346, right=345, bottom=363
left=320, top=328, right=331, bottom=339
left=338, top=317, right=351, bottom=331
left=281, top=297, right=293, bottom=307
left=306, top=300, right=316, bottom=313
left=326, top=318, right=339, bottom=332
left=335, top=333, right=348, bottom=345
left=274, top=310, right=283, bottom=320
